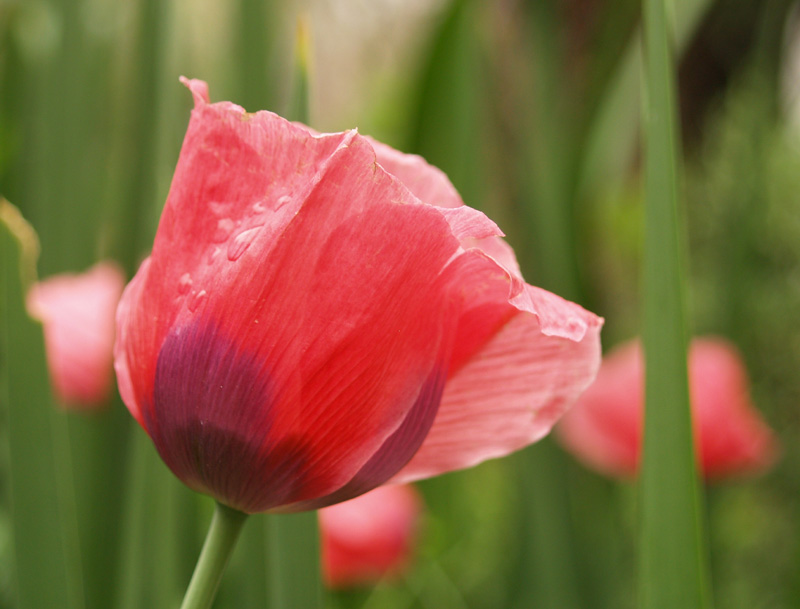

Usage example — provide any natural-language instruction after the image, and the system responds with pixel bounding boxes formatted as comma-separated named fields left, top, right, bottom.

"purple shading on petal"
left=147, top=319, right=313, bottom=512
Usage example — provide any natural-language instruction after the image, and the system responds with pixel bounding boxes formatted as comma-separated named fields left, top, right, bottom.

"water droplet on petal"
left=212, top=218, right=235, bottom=243
left=275, top=195, right=292, bottom=209
left=207, top=246, right=222, bottom=265
left=209, top=200, right=229, bottom=216
left=227, top=226, right=262, bottom=261
left=178, top=273, right=193, bottom=294
left=252, top=200, right=266, bottom=213
left=188, top=290, right=207, bottom=312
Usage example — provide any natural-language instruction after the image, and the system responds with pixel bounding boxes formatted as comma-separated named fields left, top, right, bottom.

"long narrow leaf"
left=0, top=201, right=85, bottom=609
left=578, top=0, right=714, bottom=198
left=266, top=512, right=322, bottom=609
left=639, top=1, right=711, bottom=608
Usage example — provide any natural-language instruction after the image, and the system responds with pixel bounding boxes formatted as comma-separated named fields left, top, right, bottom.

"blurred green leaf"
left=0, top=200, right=85, bottom=609
left=638, top=0, right=711, bottom=607
left=510, top=441, right=584, bottom=609
left=578, top=0, right=714, bottom=198
left=236, top=0, right=279, bottom=112
left=116, top=427, right=198, bottom=609
left=406, top=0, right=486, bottom=207
left=287, top=13, right=312, bottom=124
left=267, top=511, right=323, bottom=609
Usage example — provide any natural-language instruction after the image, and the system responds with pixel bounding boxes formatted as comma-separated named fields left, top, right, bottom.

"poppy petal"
left=392, top=252, right=603, bottom=484
left=116, top=93, right=476, bottom=511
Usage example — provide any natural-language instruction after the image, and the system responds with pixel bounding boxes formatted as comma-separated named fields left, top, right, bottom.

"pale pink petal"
left=392, top=253, right=603, bottom=484
left=368, top=137, right=464, bottom=209
left=555, top=337, right=780, bottom=480
left=555, top=340, right=643, bottom=478
left=28, top=261, right=126, bottom=408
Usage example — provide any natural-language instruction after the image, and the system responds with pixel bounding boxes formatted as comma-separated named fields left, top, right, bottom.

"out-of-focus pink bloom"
left=27, top=262, right=125, bottom=408
left=319, top=484, right=421, bottom=588
left=113, top=78, right=603, bottom=514
left=556, top=337, right=779, bottom=480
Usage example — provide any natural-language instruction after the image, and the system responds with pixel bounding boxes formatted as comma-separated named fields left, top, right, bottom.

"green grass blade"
left=522, top=1, right=582, bottom=302
left=511, top=441, right=584, bottom=609
left=0, top=201, right=85, bottom=609
left=406, top=0, right=485, bottom=206
left=639, top=1, right=712, bottom=608
left=236, top=0, right=277, bottom=112
left=286, top=14, right=313, bottom=125
left=578, top=0, right=713, bottom=198
left=115, top=427, right=197, bottom=609
left=266, top=511, right=322, bottom=609
left=67, top=407, right=132, bottom=609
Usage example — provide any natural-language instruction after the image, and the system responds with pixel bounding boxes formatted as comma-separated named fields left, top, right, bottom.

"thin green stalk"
left=180, top=503, right=248, bottom=609
left=639, top=0, right=711, bottom=608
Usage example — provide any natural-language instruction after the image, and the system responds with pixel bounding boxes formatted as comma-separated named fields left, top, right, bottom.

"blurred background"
left=2, top=0, right=800, bottom=608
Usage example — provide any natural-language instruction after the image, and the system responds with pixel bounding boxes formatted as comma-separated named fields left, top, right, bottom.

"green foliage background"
left=2, top=0, right=800, bottom=607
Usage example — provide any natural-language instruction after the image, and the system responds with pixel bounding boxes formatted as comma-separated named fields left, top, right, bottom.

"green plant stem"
left=180, top=502, right=248, bottom=609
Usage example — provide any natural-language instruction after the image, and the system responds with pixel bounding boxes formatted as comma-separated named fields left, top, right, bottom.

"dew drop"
left=212, top=218, right=235, bottom=243
left=209, top=200, right=229, bottom=216
left=275, top=194, right=292, bottom=209
left=207, top=246, right=222, bottom=265
left=188, top=290, right=207, bottom=312
left=252, top=200, right=267, bottom=214
left=177, top=273, right=193, bottom=294
left=227, top=226, right=262, bottom=261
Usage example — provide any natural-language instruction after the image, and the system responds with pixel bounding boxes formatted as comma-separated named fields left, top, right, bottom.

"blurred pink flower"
left=319, top=484, right=421, bottom=588
left=27, top=262, right=125, bottom=408
left=556, top=337, right=779, bottom=480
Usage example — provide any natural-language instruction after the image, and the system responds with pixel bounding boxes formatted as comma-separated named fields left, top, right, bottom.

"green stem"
left=180, top=502, right=248, bottom=609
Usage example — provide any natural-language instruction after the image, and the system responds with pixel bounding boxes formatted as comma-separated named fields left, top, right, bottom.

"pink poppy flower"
left=27, top=261, right=125, bottom=408
left=113, top=78, right=603, bottom=514
left=556, top=337, right=779, bottom=479
left=319, top=484, right=421, bottom=588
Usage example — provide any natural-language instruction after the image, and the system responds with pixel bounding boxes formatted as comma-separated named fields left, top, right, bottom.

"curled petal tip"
left=180, top=76, right=210, bottom=106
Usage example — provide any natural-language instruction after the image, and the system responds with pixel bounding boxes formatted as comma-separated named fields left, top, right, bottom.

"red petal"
left=368, top=137, right=464, bottom=208
left=116, top=85, right=469, bottom=511
left=555, top=340, right=643, bottom=478
left=391, top=251, right=603, bottom=483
